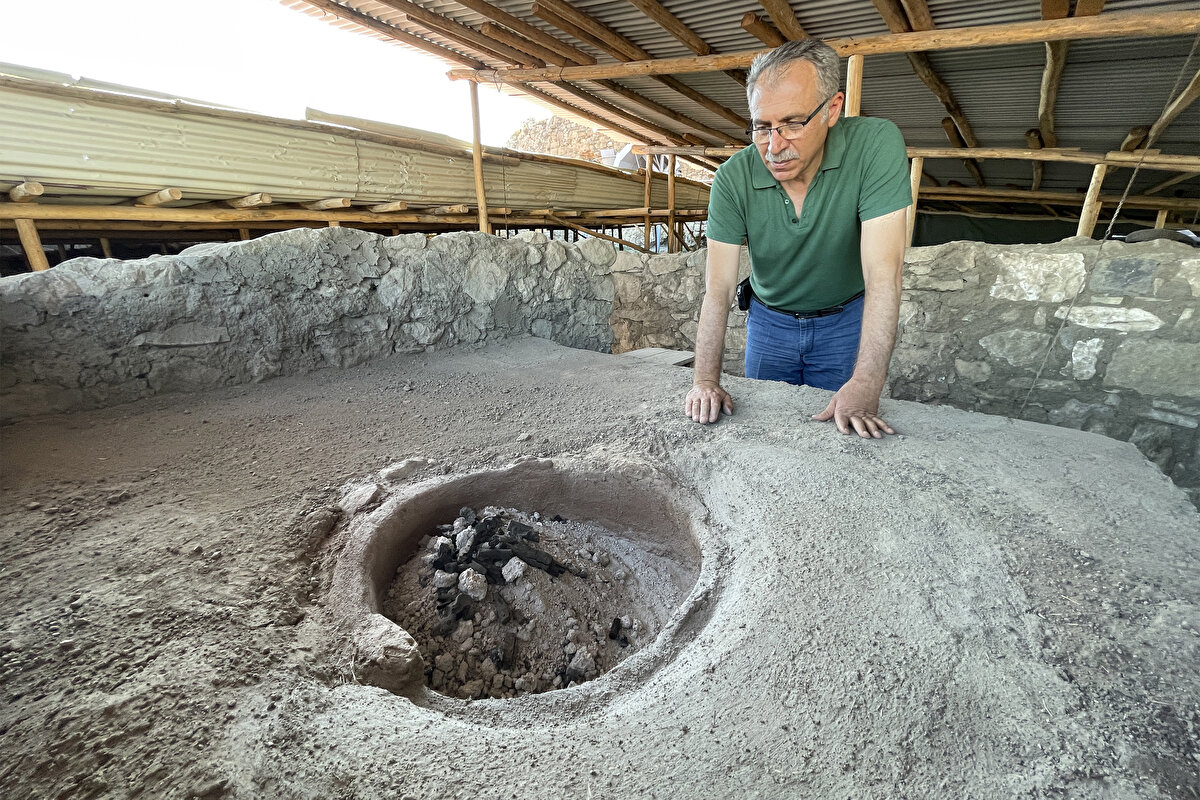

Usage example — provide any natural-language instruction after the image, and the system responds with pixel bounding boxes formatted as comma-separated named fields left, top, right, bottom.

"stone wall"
left=610, top=237, right=1200, bottom=505
left=0, top=228, right=616, bottom=422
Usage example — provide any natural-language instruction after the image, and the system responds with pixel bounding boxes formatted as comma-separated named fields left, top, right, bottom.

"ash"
left=384, top=506, right=658, bottom=699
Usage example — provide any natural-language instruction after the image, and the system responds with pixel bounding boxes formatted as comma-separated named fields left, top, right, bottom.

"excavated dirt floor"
left=1, top=336, right=1198, bottom=800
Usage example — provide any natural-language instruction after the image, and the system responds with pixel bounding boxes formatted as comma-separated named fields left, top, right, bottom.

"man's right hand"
left=685, top=381, right=734, bottom=424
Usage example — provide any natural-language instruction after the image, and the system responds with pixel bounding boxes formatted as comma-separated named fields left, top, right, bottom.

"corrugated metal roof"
left=287, top=0, right=1200, bottom=209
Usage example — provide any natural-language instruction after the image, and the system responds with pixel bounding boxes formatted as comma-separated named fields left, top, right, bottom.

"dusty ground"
left=1, top=336, right=1198, bottom=799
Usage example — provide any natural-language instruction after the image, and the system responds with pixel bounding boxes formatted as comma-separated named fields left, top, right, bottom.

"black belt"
left=759, top=290, right=865, bottom=319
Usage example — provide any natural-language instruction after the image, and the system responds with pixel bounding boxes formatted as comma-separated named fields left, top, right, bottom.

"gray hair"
left=746, top=38, right=841, bottom=107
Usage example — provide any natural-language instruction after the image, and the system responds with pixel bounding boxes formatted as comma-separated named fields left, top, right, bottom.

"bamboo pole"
left=15, top=218, right=51, bottom=271
left=469, top=82, right=492, bottom=236
left=907, top=156, right=924, bottom=248
left=1077, top=163, right=1109, bottom=238
left=667, top=155, right=678, bottom=253
left=845, top=54, right=863, bottom=117
left=9, top=182, right=44, bottom=203
left=449, top=10, right=1200, bottom=82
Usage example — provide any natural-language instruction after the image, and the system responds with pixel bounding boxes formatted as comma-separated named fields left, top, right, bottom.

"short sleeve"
left=705, top=161, right=748, bottom=245
left=857, top=120, right=912, bottom=222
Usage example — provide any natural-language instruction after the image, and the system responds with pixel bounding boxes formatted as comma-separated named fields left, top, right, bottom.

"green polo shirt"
left=707, top=116, right=911, bottom=313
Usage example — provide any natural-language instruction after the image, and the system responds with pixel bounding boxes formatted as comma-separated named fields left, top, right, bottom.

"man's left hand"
left=811, top=378, right=896, bottom=439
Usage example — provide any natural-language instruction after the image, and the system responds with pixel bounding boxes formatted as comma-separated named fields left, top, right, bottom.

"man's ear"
left=828, top=92, right=846, bottom=125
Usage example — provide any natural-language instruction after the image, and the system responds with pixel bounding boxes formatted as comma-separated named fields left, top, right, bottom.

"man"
left=684, top=38, right=911, bottom=439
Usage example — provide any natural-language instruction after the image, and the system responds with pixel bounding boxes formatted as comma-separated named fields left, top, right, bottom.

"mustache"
left=764, top=151, right=797, bottom=164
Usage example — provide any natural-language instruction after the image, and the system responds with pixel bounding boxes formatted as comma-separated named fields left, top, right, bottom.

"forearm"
left=850, top=270, right=901, bottom=391
left=692, top=291, right=733, bottom=385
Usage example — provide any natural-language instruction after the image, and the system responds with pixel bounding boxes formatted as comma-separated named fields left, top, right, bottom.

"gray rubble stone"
left=458, top=569, right=488, bottom=601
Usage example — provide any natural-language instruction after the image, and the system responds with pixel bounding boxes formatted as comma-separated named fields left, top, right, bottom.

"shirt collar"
left=749, top=119, right=846, bottom=190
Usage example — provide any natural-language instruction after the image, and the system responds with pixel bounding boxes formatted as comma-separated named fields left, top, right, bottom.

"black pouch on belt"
left=735, top=277, right=753, bottom=311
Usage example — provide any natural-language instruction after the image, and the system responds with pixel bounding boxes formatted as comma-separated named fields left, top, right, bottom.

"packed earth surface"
left=1, top=336, right=1198, bottom=799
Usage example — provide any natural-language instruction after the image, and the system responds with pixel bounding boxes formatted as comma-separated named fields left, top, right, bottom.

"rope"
left=1017, top=31, right=1200, bottom=417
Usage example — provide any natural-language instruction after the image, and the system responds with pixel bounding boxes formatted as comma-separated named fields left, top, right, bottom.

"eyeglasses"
left=745, top=94, right=834, bottom=144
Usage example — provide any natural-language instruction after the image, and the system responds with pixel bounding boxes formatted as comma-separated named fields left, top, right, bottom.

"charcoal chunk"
left=458, top=507, right=477, bottom=525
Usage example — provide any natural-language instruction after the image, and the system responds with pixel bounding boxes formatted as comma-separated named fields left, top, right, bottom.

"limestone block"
left=463, top=253, right=509, bottom=305
left=578, top=237, right=617, bottom=268
left=612, top=273, right=643, bottom=304
left=1175, top=259, right=1200, bottom=297
left=1088, top=296, right=1124, bottom=305
left=1069, top=338, right=1104, bottom=380
left=531, top=319, right=552, bottom=339
left=979, top=329, right=1053, bottom=367
left=590, top=276, right=615, bottom=303
left=609, top=251, right=644, bottom=273
left=648, top=254, right=687, bottom=277
left=384, top=233, right=427, bottom=250
left=0, top=299, right=40, bottom=328
left=1054, top=306, right=1163, bottom=332
left=1142, top=409, right=1199, bottom=429
left=1089, top=256, right=1157, bottom=296
left=544, top=241, right=568, bottom=271
left=1105, top=340, right=1200, bottom=398
left=131, top=323, right=230, bottom=348
left=990, top=252, right=1085, bottom=303
left=511, top=230, right=547, bottom=246
left=954, top=359, right=992, bottom=384
left=907, top=274, right=976, bottom=292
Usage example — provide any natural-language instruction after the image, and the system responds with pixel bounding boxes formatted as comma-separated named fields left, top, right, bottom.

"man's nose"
left=767, top=128, right=791, bottom=152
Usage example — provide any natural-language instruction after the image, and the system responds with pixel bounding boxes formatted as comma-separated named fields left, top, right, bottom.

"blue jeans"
left=744, top=294, right=864, bottom=391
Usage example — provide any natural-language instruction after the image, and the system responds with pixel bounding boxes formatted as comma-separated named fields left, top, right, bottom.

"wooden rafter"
left=1038, top=0, right=1106, bottom=150
left=1025, top=129, right=1046, bottom=191
left=585, top=80, right=734, bottom=144
left=620, top=0, right=747, bottom=86
left=451, top=0, right=594, bottom=65
left=387, top=3, right=545, bottom=67
left=480, top=22, right=570, bottom=66
left=9, top=182, right=44, bottom=203
left=871, top=0, right=980, bottom=149
left=300, top=0, right=486, bottom=69
left=449, top=11, right=1200, bottom=82
left=941, top=117, right=985, bottom=187
left=1143, top=171, right=1199, bottom=196
left=758, top=0, right=808, bottom=41
left=1148, top=68, right=1200, bottom=144
left=531, top=0, right=749, bottom=129
left=740, top=13, right=785, bottom=47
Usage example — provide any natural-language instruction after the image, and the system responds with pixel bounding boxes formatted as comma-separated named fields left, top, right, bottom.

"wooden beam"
left=449, top=10, right=1200, bottom=82
left=513, top=82, right=673, bottom=147
left=469, top=82, right=491, bottom=235
left=15, top=218, right=50, bottom=271
left=899, top=0, right=935, bottom=31
left=552, top=81, right=692, bottom=145
left=758, top=0, right=808, bottom=40
left=1077, top=162, right=1108, bottom=237
left=643, top=158, right=652, bottom=250
left=452, top=0, right=593, bottom=65
left=133, top=188, right=183, bottom=207
left=301, top=197, right=351, bottom=211
left=1037, top=41, right=1068, bottom=148
left=369, top=201, right=409, bottom=213
left=1075, top=0, right=1108, bottom=17
left=667, top=154, right=678, bottom=253
left=1025, top=129, right=1045, bottom=191
left=225, top=193, right=272, bottom=209
left=589, top=79, right=734, bottom=144
left=480, top=22, right=571, bottom=66
left=907, top=156, right=924, bottom=248
left=430, top=204, right=470, bottom=215
left=1121, top=125, right=1151, bottom=152
left=912, top=188, right=1198, bottom=213
left=99, top=237, right=113, bottom=258
left=404, top=8, right=545, bottom=67
left=8, top=182, right=44, bottom=203
left=740, top=13, right=785, bottom=47
left=941, top=117, right=986, bottom=186
left=845, top=54, right=863, bottom=117
left=619, top=0, right=747, bottom=86
left=300, top=0, right=486, bottom=70
left=546, top=214, right=650, bottom=253
left=531, top=0, right=749, bottom=129
left=1148, top=69, right=1200, bottom=144
left=1155, top=209, right=1170, bottom=229
left=1143, top=171, right=1198, bottom=195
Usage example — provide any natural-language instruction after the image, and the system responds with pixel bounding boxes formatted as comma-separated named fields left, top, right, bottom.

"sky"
left=3, top=0, right=553, bottom=146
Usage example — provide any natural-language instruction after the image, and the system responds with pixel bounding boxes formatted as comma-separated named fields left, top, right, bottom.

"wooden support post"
left=226, top=193, right=272, bottom=209
left=327, top=221, right=341, bottom=228
left=99, top=237, right=113, bottom=259
left=643, top=160, right=653, bottom=251
left=1077, top=163, right=1108, bottom=238
left=15, top=218, right=50, bottom=271
left=1155, top=209, right=1169, bottom=229
left=907, top=156, right=924, bottom=248
left=845, top=54, right=863, bottom=117
left=239, top=228, right=251, bottom=241
left=469, top=82, right=492, bottom=235
left=9, top=182, right=44, bottom=203
left=667, top=155, right=678, bottom=253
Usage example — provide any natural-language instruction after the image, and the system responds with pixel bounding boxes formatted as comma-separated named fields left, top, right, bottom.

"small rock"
left=458, top=569, right=488, bottom=601
left=566, top=649, right=597, bottom=682
left=25, top=502, right=41, bottom=511
left=460, top=679, right=484, bottom=698
left=129, top=608, right=146, bottom=618
left=434, top=652, right=455, bottom=673
left=458, top=507, right=477, bottom=525
left=502, top=557, right=528, bottom=583
left=451, top=620, right=474, bottom=644
left=339, top=483, right=382, bottom=517
left=455, top=527, right=476, bottom=555
left=517, top=432, right=532, bottom=442
left=432, top=570, right=457, bottom=589
left=380, top=459, right=429, bottom=482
